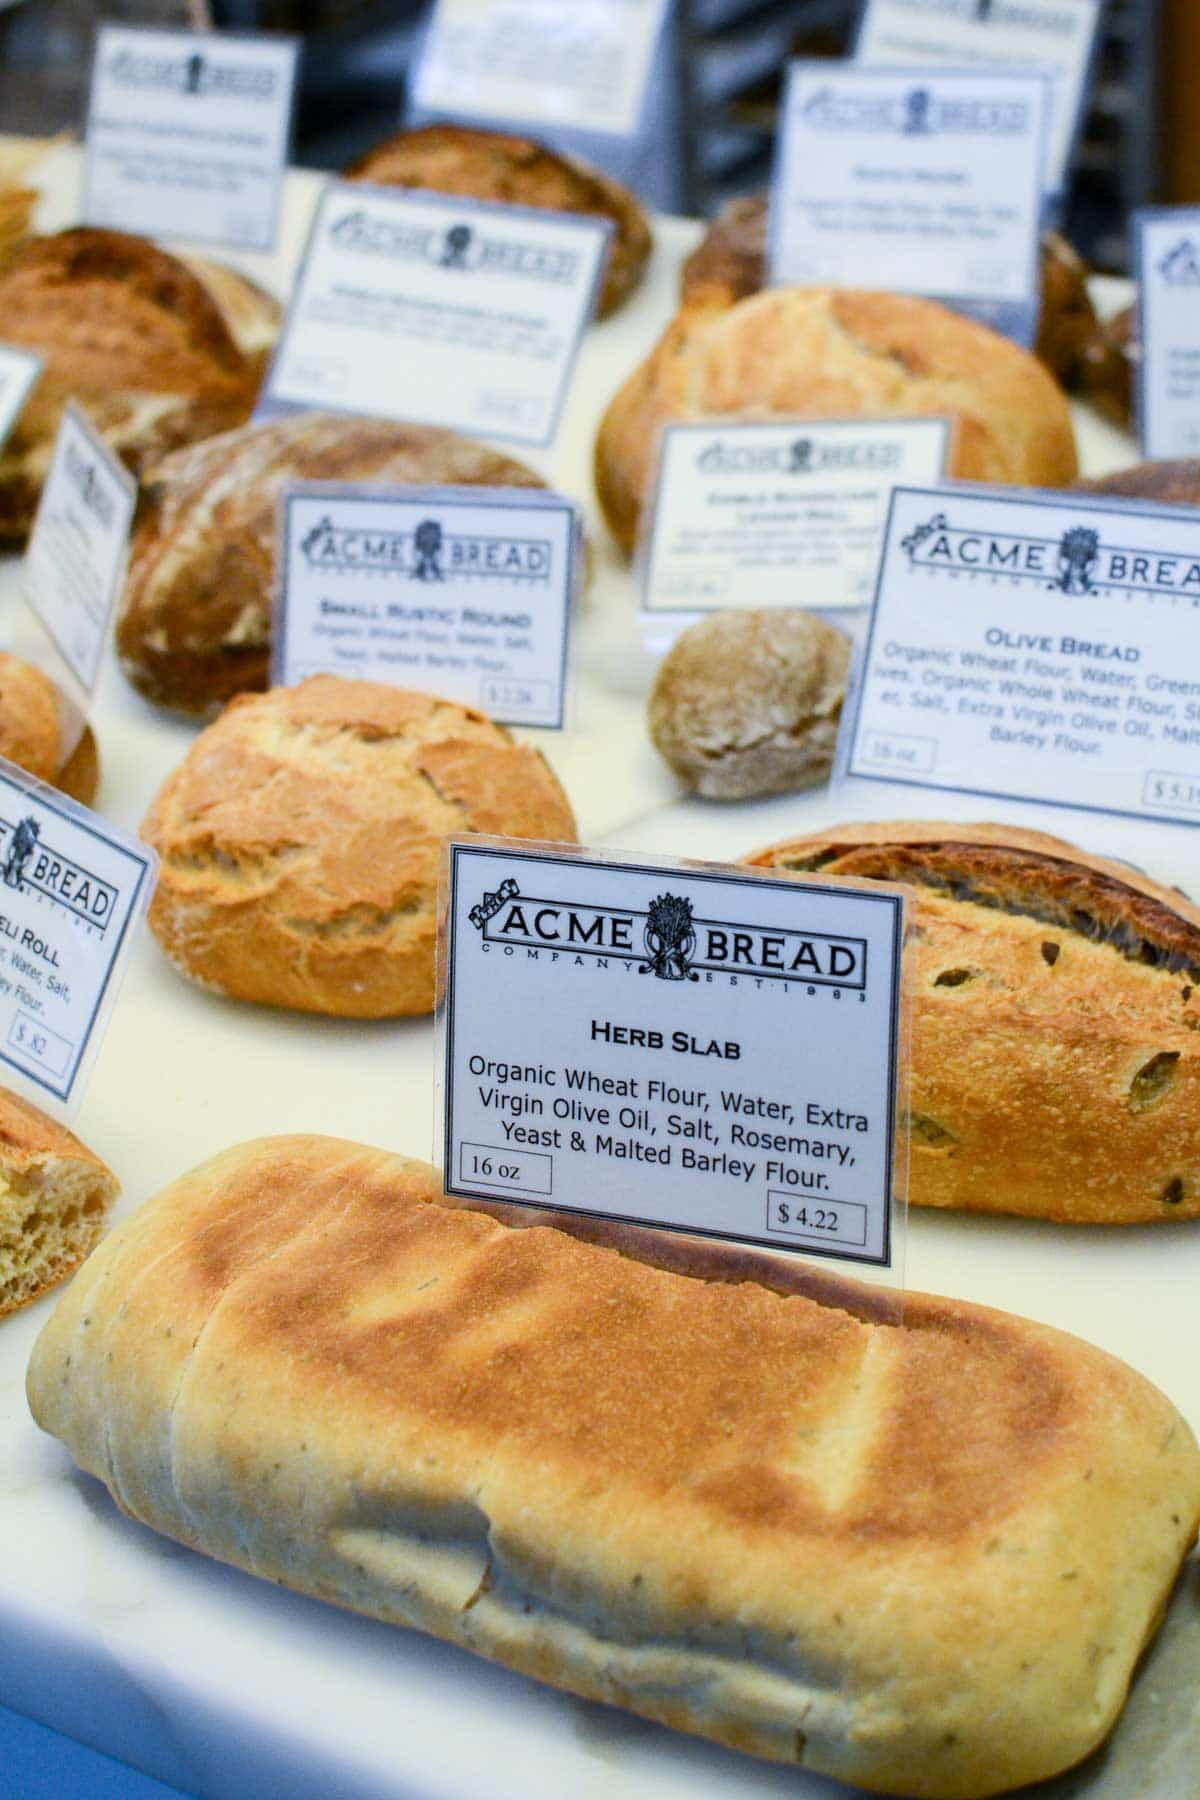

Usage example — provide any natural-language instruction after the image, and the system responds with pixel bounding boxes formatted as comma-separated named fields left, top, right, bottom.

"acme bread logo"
left=106, top=49, right=277, bottom=99
left=900, top=512, right=1200, bottom=599
left=801, top=84, right=1029, bottom=136
left=0, top=813, right=117, bottom=929
left=1158, top=239, right=1200, bottom=286
left=697, top=434, right=902, bottom=476
left=300, top=516, right=552, bottom=582
left=63, top=440, right=114, bottom=531
left=871, top=0, right=1074, bottom=32
left=469, top=880, right=866, bottom=988
left=327, top=212, right=579, bottom=284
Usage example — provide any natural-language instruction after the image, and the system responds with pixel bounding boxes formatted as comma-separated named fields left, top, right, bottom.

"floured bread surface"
left=747, top=820, right=1200, bottom=1223
left=26, top=1135, right=1200, bottom=1798
left=140, top=675, right=578, bottom=1016
left=346, top=124, right=651, bottom=317
left=0, top=229, right=261, bottom=542
left=0, top=1087, right=118, bottom=1318
left=118, top=413, right=547, bottom=716
left=595, top=287, right=1078, bottom=552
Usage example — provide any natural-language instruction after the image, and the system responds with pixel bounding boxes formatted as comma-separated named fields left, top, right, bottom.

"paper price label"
left=640, top=417, right=950, bottom=615
left=847, top=485, right=1200, bottom=828
left=441, top=842, right=906, bottom=1268
left=855, top=0, right=1101, bottom=196
left=276, top=484, right=580, bottom=728
left=0, top=348, right=42, bottom=455
left=1136, top=209, right=1200, bottom=461
left=23, top=406, right=137, bottom=703
left=770, top=64, right=1047, bottom=344
left=261, top=185, right=611, bottom=448
left=413, top=0, right=669, bottom=139
left=0, top=762, right=156, bottom=1113
left=83, top=25, right=298, bottom=252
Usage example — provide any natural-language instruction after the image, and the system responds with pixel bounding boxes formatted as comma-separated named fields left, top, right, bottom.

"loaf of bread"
left=1082, top=458, right=1200, bottom=506
left=117, top=413, right=547, bottom=717
left=26, top=1134, right=1200, bottom=1796
left=681, top=197, right=1124, bottom=405
left=0, top=653, right=100, bottom=805
left=140, top=675, right=577, bottom=1016
left=0, top=229, right=268, bottom=542
left=648, top=610, right=850, bottom=799
left=179, top=255, right=282, bottom=385
left=346, top=123, right=651, bottom=318
left=0, top=1086, right=117, bottom=1318
left=745, top=820, right=1200, bottom=1224
left=595, top=288, right=1078, bottom=553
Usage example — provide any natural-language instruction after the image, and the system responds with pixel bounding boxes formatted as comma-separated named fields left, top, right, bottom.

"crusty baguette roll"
left=118, top=413, right=548, bottom=717
left=595, top=288, right=1079, bottom=553
left=26, top=1134, right=1200, bottom=1796
left=745, top=821, right=1200, bottom=1223
left=141, top=675, right=578, bottom=1017
left=0, top=1087, right=117, bottom=1318
left=0, top=653, right=100, bottom=805
left=0, top=229, right=265, bottom=542
left=345, top=123, right=651, bottom=318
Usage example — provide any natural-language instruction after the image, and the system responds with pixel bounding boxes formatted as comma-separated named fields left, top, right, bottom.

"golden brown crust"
left=118, top=413, right=548, bottom=717
left=56, top=724, right=100, bottom=808
left=346, top=124, right=651, bottom=318
left=745, top=820, right=1200, bottom=1223
left=179, top=255, right=282, bottom=382
left=0, top=654, right=100, bottom=804
left=0, top=229, right=262, bottom=543
left=26, top=1134, right=1200, bottom=1795
left=140, top=675, right=578, bottom=1016
left=595, top=287, right=1079, bottom=553
left=0, top=1084, right=118, bottom=1318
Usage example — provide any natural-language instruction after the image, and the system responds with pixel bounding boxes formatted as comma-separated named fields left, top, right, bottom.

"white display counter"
left=0, top=143, right=1195, bottom=1800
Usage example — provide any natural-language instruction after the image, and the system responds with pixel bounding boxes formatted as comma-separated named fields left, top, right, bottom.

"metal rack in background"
left=674, top=0, right=1162, bottom=271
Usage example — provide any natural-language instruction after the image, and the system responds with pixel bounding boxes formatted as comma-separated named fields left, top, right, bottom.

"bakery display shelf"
left=0, top=151, right=1197, bottom=1800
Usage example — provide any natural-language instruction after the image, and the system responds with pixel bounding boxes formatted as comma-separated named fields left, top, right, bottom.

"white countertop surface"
left=0, top=142, right=1196, bottom=1800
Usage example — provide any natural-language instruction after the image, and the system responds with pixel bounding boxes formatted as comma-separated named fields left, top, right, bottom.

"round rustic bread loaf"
left=595, top=288, right=1079, bottom=552
left=649, top=610, right=850, bottom=800
left=346, top=124, right=651, bottom=318
left=1081, top=459, right=1200, bottom=505
left=141, top=676, right=578, bottom=1017
left=0, top=653, right=100, bottom=805
left=0, top=1084, right=118, bottom=1318
left=118, top=412, right=549, bottom=718
left=0, top=229, right=266, bottom=542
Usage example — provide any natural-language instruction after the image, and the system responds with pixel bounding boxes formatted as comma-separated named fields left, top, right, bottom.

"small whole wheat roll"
left=141, top=676, right=578, bottom=1017
left=0, top=653, right=100, bottom=806
left=0, top=1086, right=118, bottom=1318
left=649, top=610, right=850, bottom=800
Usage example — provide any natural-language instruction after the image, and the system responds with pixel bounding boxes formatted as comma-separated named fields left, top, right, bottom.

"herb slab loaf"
left=140, top=675, right=577, bottom=1017
left=25, top=1134, right=1200, bottom=1798
left=594, top=287, right=1078, bottom=554
left=117, top=412, right=548, bottom=716
left=745, top=821, right=1200, bottom=1224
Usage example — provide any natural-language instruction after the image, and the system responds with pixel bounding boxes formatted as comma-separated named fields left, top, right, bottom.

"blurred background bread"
left=118, top=413, right=549, bottom=718
left=0, top=1086, right=117, bottom=1319
left=141, top=675, right=578, bottom=1017
left=0, top=652, right=99, bottom=805
left=346, top=123, right=652, bottom=318
left=596, top=287, right=1079, bottom=553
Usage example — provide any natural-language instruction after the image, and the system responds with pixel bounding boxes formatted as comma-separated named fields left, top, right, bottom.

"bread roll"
left=0, top=1086, right=117, bottom=1318
left=0, top=229, right=266, bottom=542
left=141, top=675, right=577, bottom=1017
left=0, top=653, right=100, bottom=806
left=346, top=124, right=651, bottom=318
left=117, top=413, right=548, bottom=717
left=648, top=610, right=850, bottom=799
left=26, top=1133, right=1200, bottom=1796
left=596, top=288, right=1079, bottom=553
left=745, top=820, right=1200, bottom=1223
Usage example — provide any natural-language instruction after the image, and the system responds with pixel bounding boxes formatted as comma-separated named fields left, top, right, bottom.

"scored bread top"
left=0, top=229, right=261, bottom=540
left=119, top=412, right=547, bottom=716
left=594, top=287, right=1079, bottom=552
left=26, top=1134, right=1200, bottom=1796
left=746, top=821, right=1200, bottom=1222
left=346, top=123, right=651, bottom=317
left=140, top=676, right=578, bottom=1016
